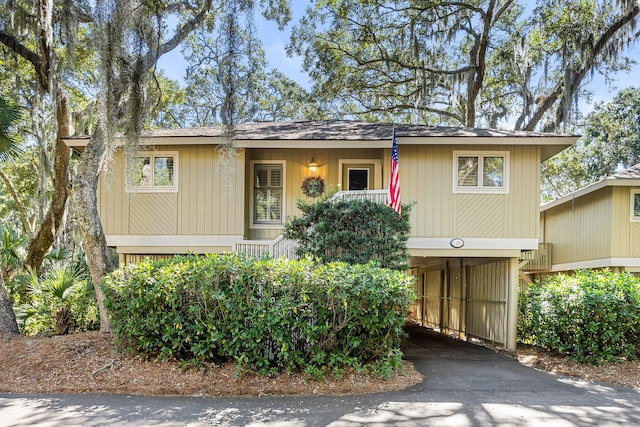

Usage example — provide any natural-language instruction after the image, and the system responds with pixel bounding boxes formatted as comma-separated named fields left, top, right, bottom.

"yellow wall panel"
left=543, top=187, right=612, bottom=264
left=129, top=193, right=177, bottom=234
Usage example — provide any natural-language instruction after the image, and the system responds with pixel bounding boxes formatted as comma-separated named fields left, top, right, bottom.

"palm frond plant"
left=26, top=263, right=88, bottom=335
left=0, top=97, right=23, bottom=162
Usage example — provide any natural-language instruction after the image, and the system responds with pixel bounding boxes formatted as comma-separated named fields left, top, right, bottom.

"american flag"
left=387, top=127, right=401, bottom=215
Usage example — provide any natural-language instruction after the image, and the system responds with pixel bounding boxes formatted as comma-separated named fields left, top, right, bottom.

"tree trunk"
left=24, top=90, right=71, bottom=272
left=71, top=122, right=114, bottom=333
left=0, top=274, right=19, bottom=335
left=0, top=170, right=33, bottom=239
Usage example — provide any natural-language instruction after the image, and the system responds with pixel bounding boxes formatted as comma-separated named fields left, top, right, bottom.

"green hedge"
left=518, top=269, right=640, bottom=363
left=102, top=254, right=415, bottom=377
left=284, top=198, right=411, bottom=270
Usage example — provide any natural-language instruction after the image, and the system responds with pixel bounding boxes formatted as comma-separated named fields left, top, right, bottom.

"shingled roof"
left=65, top=120, right=576, bottom=141
left=63, top=120, right=577, bottom=161
left=611, top=163, right=640, bottom=180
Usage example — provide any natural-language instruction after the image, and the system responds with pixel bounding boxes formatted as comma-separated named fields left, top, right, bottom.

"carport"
left=408, top=256, right=520, bottom=351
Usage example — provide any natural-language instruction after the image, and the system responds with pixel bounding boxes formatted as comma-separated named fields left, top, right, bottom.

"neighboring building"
left=64, top=120, right=577, bottom=350
left=525, top=164, right=640, bottom=280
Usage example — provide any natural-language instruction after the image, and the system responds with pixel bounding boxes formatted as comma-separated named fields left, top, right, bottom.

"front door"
left=342, top=163, right=375, bottom=190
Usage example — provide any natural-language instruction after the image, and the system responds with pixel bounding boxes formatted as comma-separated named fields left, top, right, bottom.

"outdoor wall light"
left=309, top=159, right=318, bottom=177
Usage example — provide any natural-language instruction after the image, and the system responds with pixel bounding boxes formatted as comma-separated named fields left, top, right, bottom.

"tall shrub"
left=103, top=254, right=415, bottom=377
left=284, top=198, right=411, bottom=270
left=518, top=269, right=640, bottom=363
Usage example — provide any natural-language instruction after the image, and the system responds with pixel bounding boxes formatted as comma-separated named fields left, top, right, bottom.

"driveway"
left=2, top=326, right=639, bottom=426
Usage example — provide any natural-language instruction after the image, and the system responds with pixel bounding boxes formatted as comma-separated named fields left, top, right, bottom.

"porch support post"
left=505, top=257, right=519, bottom=351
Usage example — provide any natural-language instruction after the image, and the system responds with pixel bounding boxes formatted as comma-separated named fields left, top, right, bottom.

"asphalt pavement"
left=1, top=325, right=639, bottom=426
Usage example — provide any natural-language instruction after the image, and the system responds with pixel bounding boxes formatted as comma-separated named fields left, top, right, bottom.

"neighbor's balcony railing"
left=520, top=243, right=552, bottom=271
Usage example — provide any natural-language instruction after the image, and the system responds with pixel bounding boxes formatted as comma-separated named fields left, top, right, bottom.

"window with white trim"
left=453, top=151, right=509, bottom=194
left=631, top=190, right=640, bottom=222
left=127, top=152, right=178, bottom=193
left=253, top=163, right=284, bottom=225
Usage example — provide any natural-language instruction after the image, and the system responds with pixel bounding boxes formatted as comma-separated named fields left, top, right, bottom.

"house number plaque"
left=450, top=238, right=464, bottom=248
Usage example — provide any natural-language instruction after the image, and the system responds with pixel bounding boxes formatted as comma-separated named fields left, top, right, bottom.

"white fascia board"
left=547, top=258, right=640, bottom=272
left=541, top=179, right=640, bottom=212
left=541, top=180, right=607, bottom=211
left=64, top=135, right=577, bottom=150
left=106, top=235, right=244, bottom=247
left=409, top=248, right=523, bottom=258
left=407, top=237, right=538, bottom=251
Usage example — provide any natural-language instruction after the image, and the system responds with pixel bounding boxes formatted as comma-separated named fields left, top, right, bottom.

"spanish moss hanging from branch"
left=216, top=0, right=258, bottom=191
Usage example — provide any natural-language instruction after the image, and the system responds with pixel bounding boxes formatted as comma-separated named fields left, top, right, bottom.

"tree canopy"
left=290, top=0, right=639, bottom=131
left=541, top=86, right=640, bottom=200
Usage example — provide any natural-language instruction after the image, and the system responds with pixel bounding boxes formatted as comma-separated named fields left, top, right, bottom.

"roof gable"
left=542, top=163, right=640, bottom=211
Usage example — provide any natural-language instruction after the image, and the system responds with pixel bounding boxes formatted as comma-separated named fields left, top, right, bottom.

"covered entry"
left=408, top=257, right=519, bottom=350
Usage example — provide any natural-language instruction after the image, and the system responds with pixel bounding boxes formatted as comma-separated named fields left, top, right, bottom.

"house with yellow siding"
left=64, top=120, right=577, bottom=351
left=525, top=164, right=640, bottom=280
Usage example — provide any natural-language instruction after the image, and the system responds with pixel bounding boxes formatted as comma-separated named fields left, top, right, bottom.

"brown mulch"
left=1, top=332, right=638, bottom=397
left=0, top=332, right=422, bottom=397
left=509, top=345, right=640, bottom=390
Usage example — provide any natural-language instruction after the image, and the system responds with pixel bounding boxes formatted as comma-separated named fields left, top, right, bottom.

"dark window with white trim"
left=631, top=190, right=640, bottom=221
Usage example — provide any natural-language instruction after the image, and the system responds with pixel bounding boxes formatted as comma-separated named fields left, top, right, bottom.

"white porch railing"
left=234, top=190, right=388, bottom=260
left=331, top=189, right=388, bottom=204
left=234, top=234, right=299, bottom=260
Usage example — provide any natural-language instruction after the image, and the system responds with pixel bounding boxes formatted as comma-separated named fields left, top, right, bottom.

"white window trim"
left=452, top=151, right=509, bottom=194
left=126, top=151, right=179, bottom=193
left=337, top=159, right=382, bottom=190
left=630, top=189, right=640, bottom=222
left=250, top=160, right=286, bottom=229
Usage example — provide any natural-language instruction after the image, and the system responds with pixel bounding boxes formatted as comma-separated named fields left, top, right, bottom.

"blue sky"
left=157, top=3, right=639, bottom=120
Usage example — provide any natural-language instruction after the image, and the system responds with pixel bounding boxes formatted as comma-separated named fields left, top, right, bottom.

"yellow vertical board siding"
left=202, top=144, right=214, bottom=234
left=447, top=265, right=463, bottom=333
left=176, top=144, right=188, bottom=234
left=424, top=270, right=442, bottom=328
left=544, top=187, right=613, bottom=264
left=99, top=143, right=539, bottom=244
left=99, top=151, right=128, bottom=235
left=233, top=148, right=245, bottom=236
left=175, top=145, right=244, bottom=236
left=187, top=145, right=198, bottom=234
left=611, top=186, right=640, bottom=258
left=403, top=145, right=538, bottom=239
left=98, top=145, right=244, bottom=238
left=466, top=260, right=506, bottom=344
left=510, top=145, right=539, bottom=237
left=196, top=144, right=207, bottom=234
left=610, top=186, right=628, bottom=258
left=410, top=270, right=424, bottom=323
left=124, top=254, right=175, bottom=265
left=246, top=148, right=384, bottom=240
left=399, top=144, right=450, bottom=237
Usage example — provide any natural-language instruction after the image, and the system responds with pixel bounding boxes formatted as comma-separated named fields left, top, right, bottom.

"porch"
left=233, top=189, right=388, bottom=259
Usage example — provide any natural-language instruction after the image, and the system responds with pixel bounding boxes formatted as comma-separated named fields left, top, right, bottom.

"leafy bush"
left=19, top=262, right=99, bottom=335
left=284, top=198, right=411, bottom=270
left=518, top=269, right=640, bottom=363
left=103, top=254, right=415, bottom=377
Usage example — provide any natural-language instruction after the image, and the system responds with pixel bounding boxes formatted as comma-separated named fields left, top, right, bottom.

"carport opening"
left=407, top=257, right=518, bottom=350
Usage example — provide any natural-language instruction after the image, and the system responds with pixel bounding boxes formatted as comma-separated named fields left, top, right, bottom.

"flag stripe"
left=387, top=128, right=401, bottom=215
